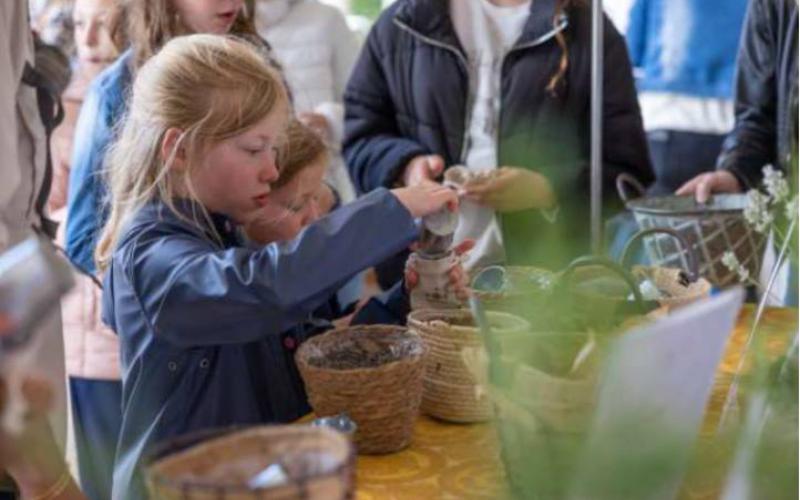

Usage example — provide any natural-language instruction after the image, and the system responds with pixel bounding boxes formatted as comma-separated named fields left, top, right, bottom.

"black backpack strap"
left=21, top=54, right=66, bottom=240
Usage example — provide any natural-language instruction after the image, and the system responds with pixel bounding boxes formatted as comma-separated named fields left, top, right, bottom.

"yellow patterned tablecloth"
left=353, top=306, right=797, bottom=499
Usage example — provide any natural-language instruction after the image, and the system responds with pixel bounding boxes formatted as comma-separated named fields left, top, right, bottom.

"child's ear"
left=161, top=128, right=187, bottom=170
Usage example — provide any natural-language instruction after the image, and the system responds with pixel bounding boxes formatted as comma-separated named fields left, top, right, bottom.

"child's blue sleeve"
left=129, top=189, right=418, bottom=347
left=65, top=84, right=112, bottom=274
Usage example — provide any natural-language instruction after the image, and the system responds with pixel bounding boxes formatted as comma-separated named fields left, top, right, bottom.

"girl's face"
left=245, top=158, right=327, bottom=243
left=73, top=0, right=118, bottom=71
left=186, top=104, right=288, bottom=223
left=172, top=0, right=243, bottom=34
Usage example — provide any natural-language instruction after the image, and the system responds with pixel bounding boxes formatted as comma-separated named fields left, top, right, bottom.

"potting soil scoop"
left=409, top=207, right=460, bottom=310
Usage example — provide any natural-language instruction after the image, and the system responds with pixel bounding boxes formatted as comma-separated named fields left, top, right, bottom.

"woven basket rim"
left=296, top=325, right=427, bottom=374
left=408, top=309, right=530, bottom=333
left=147, top=425, right=355, bottom=494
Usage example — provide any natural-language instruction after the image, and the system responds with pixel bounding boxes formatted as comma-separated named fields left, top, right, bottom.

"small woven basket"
left=407, top=309, right=530, bottom=423
left=146, top=425, right=355, bottom=500
left=621, top=227, right=713, bottom=311
left=632, top=266, right=712, bottom=310
left=618, top=174, right=765, bottom=287
left=295, top=325, right=427, bottom=454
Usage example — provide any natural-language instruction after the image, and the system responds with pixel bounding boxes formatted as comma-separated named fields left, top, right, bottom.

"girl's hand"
left=391, top=184, right=459, bottom=218
left=405, top=240, right=476, bottom=301
left=462, top=167, right=556, bottom=212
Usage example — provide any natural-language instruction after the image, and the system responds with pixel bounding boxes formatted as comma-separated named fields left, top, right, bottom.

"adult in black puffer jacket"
left=343, top=0, right=653, bottom=286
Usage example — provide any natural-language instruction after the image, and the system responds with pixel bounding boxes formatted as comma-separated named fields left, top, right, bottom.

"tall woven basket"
left=618, top=174, right=765, bottom=287
left=296, top=325, right=427, bottom=454
left=492, top=359, right=597, bottom=500
left=146, top=425, right=355, bottom=500
left=407, top=309, right=530, bottom=423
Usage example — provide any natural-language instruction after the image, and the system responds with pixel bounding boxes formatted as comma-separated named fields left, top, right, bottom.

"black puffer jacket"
left=343, top=0, right=653, bottom=274
left=717, top=0, right=798, bottom=187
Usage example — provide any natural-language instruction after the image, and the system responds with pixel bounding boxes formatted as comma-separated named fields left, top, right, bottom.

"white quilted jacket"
left=255, top=0, right=361, bottom=202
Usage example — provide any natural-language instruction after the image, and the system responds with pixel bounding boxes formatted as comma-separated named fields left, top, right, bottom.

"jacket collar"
left=393, top=0, right=566, bottom=52
left=122, top=199, right=240, bottom=249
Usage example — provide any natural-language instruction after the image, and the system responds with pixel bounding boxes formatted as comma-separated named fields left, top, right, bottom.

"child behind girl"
left=97, top=34, right=457, bottom=500
left=244, top=118, right=335, bottom=244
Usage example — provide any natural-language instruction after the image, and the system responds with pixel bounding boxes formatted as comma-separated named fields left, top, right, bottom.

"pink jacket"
left=62, top=264, right=121, bottom=380
left=50, top=69, right=121, bottom=381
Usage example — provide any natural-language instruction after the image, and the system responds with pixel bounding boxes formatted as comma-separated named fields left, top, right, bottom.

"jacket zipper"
left=394, top=18, right=474, bottom=163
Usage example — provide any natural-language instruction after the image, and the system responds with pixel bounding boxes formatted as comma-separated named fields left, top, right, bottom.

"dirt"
left=307, top=337, right=420, bottom=370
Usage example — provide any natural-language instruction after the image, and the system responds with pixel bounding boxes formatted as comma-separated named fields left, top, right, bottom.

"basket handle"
left=616, top=173, right=646, bottom=203
left=559, top=256, right=644, bottom=306
left=620, top=227, right=700, bottom=283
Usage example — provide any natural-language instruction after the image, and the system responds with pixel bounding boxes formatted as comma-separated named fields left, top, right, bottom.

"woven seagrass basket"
left=492, top=354, right=597, bottom=500
left=146, top=425, right=355, bottom=500
left=618, top=174, right=765, bottom=287
left=621, top=227, right=713, bottom=311
left=296, top=325, right=427, bottom=454
left=407, top=309, right=530, bottom=423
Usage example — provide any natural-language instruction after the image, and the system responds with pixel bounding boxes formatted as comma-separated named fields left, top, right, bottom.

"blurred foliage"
left=350, top=0, right=382, bottom=20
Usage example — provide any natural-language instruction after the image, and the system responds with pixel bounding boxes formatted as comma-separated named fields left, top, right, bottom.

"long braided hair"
left=546, top=0, right=575, bottom=96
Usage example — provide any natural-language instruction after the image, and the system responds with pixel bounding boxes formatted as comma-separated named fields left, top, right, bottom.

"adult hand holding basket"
left=617, top=173, right=765, bottom=287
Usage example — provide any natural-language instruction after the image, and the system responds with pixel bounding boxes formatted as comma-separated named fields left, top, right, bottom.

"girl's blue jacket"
left=102, top=189, right=418, bottom=499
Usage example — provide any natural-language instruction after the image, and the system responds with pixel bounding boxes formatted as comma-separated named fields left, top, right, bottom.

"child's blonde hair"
left=95, top=34, right=288, bottom=271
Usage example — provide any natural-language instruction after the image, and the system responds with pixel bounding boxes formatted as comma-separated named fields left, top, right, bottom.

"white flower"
left=762, top=165, right=790, bottom=203
left=743, top=189, right=774, bottom=233
left=786, top=196, right=798, bottom=222
left=722, top=251, right=751, bottom=283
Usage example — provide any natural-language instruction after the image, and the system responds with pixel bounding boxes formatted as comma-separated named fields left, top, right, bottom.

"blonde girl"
left=98, top=34, right=456, bottom=500
left=64, top=3, right=275, bottom=497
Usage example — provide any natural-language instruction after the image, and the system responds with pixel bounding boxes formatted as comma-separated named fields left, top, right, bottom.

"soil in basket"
left=307, top=339, right=418, bottom=370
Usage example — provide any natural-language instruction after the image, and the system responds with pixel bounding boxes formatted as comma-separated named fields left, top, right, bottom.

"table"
left=354, top=306, right=797, bottom=499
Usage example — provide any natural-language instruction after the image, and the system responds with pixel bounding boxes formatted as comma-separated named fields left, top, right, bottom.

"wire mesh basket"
left=618, top=173, right=765, bottom=287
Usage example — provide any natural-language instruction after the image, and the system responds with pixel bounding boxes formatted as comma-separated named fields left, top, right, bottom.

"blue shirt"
left=626, top=0, right=748, bottom=98
left=102, top=189, right=418, bottom=499
left=66, top=50, right=132, bottom=274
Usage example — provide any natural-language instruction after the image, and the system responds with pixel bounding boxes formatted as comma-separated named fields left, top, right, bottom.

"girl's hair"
left=274, top=120, right=329, bottom=189
left=547, top=0, right=574, bottom=96
left=95, top=34, right=288, bottom=270
left=113, top=0, right=261, bottom=69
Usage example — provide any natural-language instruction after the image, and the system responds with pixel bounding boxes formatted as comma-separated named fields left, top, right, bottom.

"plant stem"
left=717, top=217, right=796, bottom=433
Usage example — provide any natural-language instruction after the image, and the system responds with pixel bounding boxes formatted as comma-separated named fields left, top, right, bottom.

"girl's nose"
left=85, top=19, right=100, bottom=47
left=259, top=156, right=279, bottom=184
